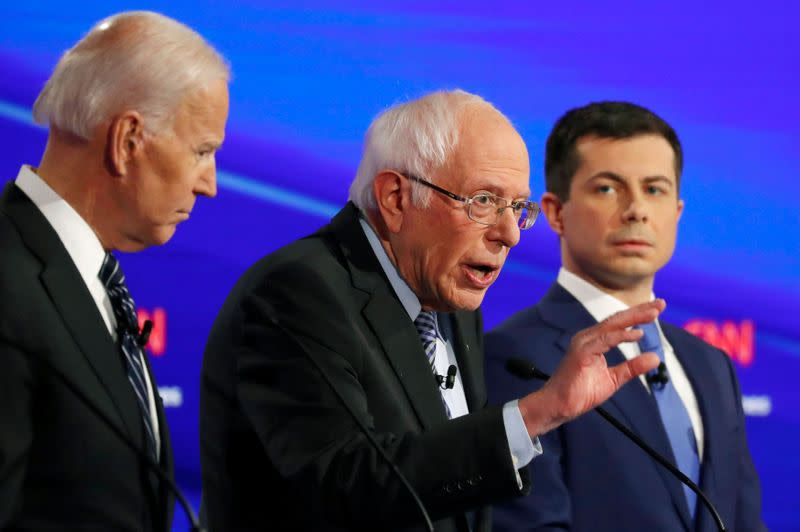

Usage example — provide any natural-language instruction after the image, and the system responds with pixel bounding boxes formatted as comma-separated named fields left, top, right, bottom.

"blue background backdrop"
left=1, top=2, right=797, bottom=529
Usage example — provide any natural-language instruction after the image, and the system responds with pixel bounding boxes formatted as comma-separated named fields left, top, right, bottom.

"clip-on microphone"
left=137, top=319, right=153, bottom=348
left=435, top=365, right=457, bottom=389
left=645, top=362, right=669, bottom=388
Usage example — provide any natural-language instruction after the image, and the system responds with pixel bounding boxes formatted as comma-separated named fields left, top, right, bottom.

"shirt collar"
left=357, top=213, right=422, bottom=320
left=556, top=267, right=655, bottom=323
left=15, top=165, right=107, bottom=286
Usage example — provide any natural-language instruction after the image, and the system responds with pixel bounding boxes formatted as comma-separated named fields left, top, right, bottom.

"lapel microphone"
left=505, top=357, right=726, bottom=532
left=435, top=365, right=457, bottom=389
left=137, top=319, right=154, bottom=349
left=645, top=362, right=669, bottom=388
left=122, top=319, right=152, bottom=349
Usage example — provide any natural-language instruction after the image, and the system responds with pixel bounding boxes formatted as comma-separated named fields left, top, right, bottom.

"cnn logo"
left=683, top=319, right=754, bottom=367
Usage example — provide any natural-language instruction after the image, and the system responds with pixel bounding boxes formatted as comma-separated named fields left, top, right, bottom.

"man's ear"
left=106, top=111, right=145, bottom=176
left=541, top=192, right=566, bottom=236
left=372, top=171, right=409, bottom=234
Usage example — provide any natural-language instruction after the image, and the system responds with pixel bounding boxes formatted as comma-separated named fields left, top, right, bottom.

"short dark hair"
left=544, top=101, right=683, bottom=201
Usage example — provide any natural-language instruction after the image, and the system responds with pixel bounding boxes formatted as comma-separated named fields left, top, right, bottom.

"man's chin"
left=117, top=226, right=177, bottom=252
left=445, top=288, right=487, bottom=313
left=153, top=227, right=178, bottom=246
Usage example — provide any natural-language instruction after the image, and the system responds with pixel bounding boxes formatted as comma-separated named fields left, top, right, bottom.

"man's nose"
left=488, top=206, right=521, bottom=249
left=195, top=166, right=218, bottom=198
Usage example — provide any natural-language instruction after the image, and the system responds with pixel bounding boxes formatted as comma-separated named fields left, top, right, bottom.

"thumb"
left=609, top=352, right=660, bottom=389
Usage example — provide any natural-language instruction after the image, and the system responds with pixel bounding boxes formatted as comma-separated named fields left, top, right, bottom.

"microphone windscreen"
left=505, top=357, right=537, bottom=380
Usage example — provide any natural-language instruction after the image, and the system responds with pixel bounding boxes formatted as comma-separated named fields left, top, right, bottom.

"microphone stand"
left=266, top=310, right=435, bottom=532
left=506, top=358, right=726, bottom=532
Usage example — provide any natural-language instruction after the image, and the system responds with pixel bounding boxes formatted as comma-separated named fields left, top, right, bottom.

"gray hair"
left=33, top=11, right=230, bottom=140
left=349, top=89, right=505, bottom=210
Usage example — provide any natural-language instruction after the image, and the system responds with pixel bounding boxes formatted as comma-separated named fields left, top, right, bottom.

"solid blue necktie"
left=99, top=253, right=158, bottom=462
left=413, top=311, right=451, bottom=418
left=637, top=322, right=700, bottom=517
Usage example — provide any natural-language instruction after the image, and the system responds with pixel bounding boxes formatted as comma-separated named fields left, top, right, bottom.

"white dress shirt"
left=557, top=268, right=704, bottom=459
left=15, top=165, right=161, bottom=455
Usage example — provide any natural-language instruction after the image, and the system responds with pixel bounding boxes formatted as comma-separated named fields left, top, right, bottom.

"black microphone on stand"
left=505, top=357, right=727, bottom=532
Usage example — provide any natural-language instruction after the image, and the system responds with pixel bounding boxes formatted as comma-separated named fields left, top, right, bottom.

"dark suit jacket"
left=484, top=283, right=764, bottom=532
left=0, top=182, right=174, bottom=531
left=200, top=203, right=529, bottom=531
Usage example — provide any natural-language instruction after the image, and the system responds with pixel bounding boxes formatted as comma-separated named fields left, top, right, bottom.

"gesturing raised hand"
left=518, top=299, right=665, bottom=436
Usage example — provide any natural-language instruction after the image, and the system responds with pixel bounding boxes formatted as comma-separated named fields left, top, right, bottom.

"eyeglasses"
left=405, top=174, right=540, bottom=230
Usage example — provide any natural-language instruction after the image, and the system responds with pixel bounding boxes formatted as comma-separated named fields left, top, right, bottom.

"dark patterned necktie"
left=637, top=322, right=700, bottom=517
left=413, top=311, right=452, bottom=418
left=98, top=253, right=158, bottom=462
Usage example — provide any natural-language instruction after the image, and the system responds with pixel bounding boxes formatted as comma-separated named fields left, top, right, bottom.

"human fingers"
left=571, top=299, right=665, bottom=352
left=598, top=299, right=666, bottom=333
left=572, top=327, right=645, bottom=358
left=607, top=352, right=660, bottom=388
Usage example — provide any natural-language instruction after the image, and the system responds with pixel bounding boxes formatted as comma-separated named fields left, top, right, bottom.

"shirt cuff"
left=503, top=399, right=543, bottom=470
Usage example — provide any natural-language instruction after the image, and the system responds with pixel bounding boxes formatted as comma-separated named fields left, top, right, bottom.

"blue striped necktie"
left=413, top=311, right=451, bottom=418
left=637, top=322, right=700, bottom=517
left=98, top=253, right=158, bottom=462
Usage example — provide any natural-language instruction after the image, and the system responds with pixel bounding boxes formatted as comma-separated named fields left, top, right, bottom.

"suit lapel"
left=442, top=311, right=484, bottom=412
left=40, top=265, right=145, bottom=445
left=362, top=289, right=449, bottom=429
left=539, top=283, right=693, bottom=530
left=331, top=204, right=448, bottom=429
left=2, top=183, right=144, bottom=447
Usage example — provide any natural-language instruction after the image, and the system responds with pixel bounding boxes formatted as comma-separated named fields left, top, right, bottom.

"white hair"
left=349, top=89, right=506, bottom=210
left=33, top=11, right=230, bottom=140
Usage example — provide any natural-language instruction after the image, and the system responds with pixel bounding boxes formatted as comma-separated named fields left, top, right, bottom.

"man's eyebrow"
left=470, top=184, right=531, bottom=199
left=198, top=140, right=223, bottom=150
left=588, top=172, right=674, bottom=187
left=587, top=171, right=626, bottom=183
left=642, top=175, right=675, bottom=187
